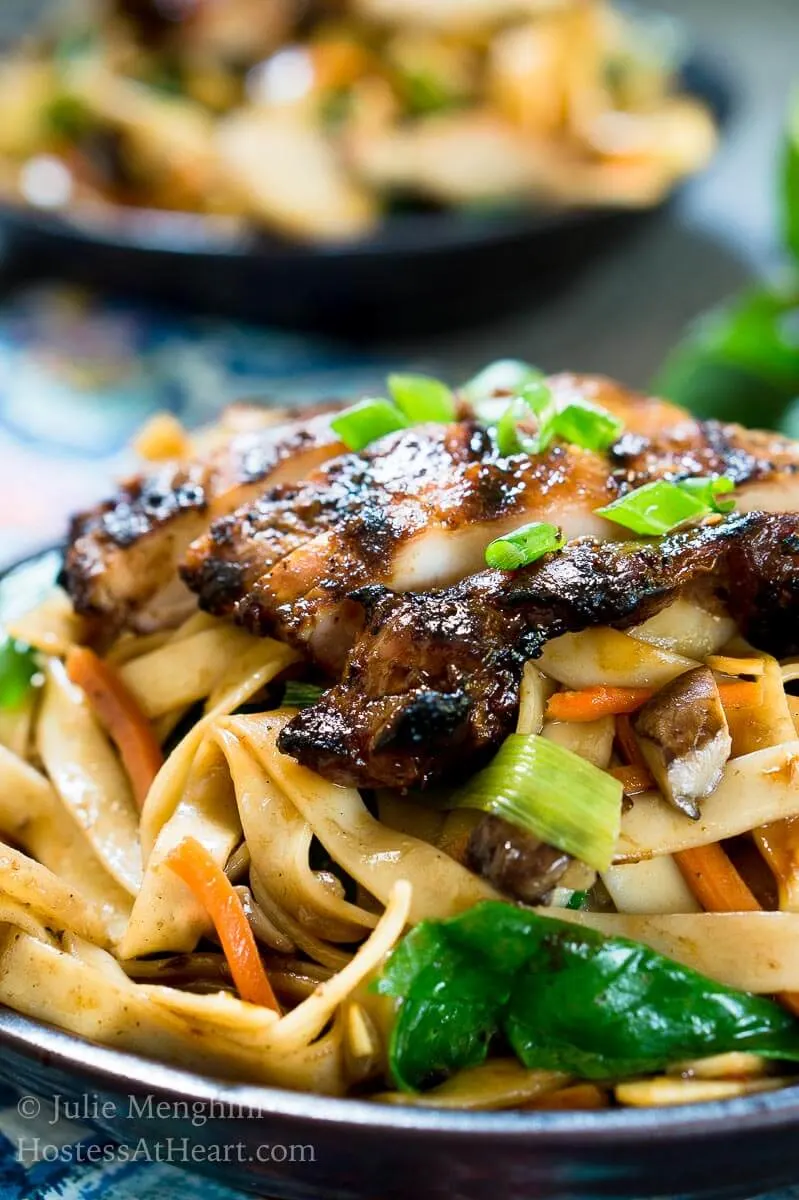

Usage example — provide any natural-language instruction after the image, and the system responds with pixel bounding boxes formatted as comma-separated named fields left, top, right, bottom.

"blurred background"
left=0, top=0, right=795, bottom=565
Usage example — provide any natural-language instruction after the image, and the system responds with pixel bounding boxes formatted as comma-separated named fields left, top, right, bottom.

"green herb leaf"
left=376, top=902, right=799, bottom=1091
left=0, top=639, right=38, bottom=711
left=387, top=373, right=455, bottom=423
left=596, top=479, right=713, bottom=535
left=484, top=522, right=564, bottom=570
left=331, top=398, right=409, bottom=452
left=451, top=734, right=622, bottom=871
left=283, top=681, right=325, bottom=709
left=554, top=399, right=624, bottom=453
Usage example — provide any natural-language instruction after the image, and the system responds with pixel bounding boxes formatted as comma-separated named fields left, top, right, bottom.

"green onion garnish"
left=461, top=359, right=543, bottom=406
left=0, top=638, right=38, bottom=711
left=331, top=398, right=409, bottom=452
left=283, top=681, right=325, bottom=709
left=496, top=381, right=557, bottom=456
left=452, top=734, right=623, bottom=871
left=387, top=373, right=455, bottom=423
left=596, top=476, right=738, bottom=535
left=484, top=521, right=564, bottom=570
left=677, top=475, right=736, bottom=513
left=554, top=399, right=624, bottom=453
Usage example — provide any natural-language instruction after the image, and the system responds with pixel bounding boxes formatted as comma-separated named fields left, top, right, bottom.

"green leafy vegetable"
left=450, top=734, right=622, bottom=871
left=283, top=681, right=325, bottom=709
left=331, top=398, right=409, bottom=451
left=376, top=902, right=799, bottom=1091
left=387, top=373, right=455, bottom=423
left=0, top=639, right=38, bottom=711
left=484, top=522, right=564, bottom=571
left=596, top=478, right=721, bottom=535
left=554, top=399, right=624, bottom=453
left=566, top=890, right=589, bottom=910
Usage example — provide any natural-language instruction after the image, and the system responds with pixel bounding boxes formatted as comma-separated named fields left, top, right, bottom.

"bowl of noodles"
left=2, top=363, right=799, bottom=1197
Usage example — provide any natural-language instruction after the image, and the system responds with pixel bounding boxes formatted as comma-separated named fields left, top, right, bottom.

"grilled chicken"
left=277, top=512, right=799, bottom=790
left=181, top=375, right=799, bottom=671
left=62, top=405, right=344, bottom=634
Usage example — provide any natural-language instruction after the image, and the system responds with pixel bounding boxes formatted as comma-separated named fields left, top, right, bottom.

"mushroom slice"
left=465, top=814, right=571, bottom=904
left=633, top=667, right=732, bottom=820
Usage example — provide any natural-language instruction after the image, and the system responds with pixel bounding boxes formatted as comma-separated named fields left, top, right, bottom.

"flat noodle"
left=119, top=739, right=242, bottom=959
left=36, top=661, right=142, bottom=895
left=215, top=724, right=376, bottom=941
left=546, top=909, right=799, bottom=992
left=0, top=745, right=131, bottom=943
left=541, top=716, right=614, bottom=768
left=616, top=742, right=799, bottom=862
left=6, top=589, right=85, bottom=656
left=249, top=870, right=354, bottom=973
left=0, top=697, right=34, bottom=759
left=537, top=628, right=697, bottom=690
left=0, top=902, right=57, bottom=944
left=233, top=713, right=498, bottom=923
left=630, top=598, right=735, bottom=659
left=602, top=857, right=701, bottom=915
left=139, top=638, right=297, bottom=856
left=119, top=626, right=280, bottom=719
left=0, top=841, right=110, bottom=945
left=516, top=662, right=551, bottom=735
left=377, top=1061, right=570, bottom=1109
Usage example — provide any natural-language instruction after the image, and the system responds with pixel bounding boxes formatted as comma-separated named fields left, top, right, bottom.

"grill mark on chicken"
left=277, top=512, right=799, bottom=790
left=61, top=406, right=344, bottom=633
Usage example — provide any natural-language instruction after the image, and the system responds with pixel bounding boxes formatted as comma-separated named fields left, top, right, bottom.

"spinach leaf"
left=376, top=902, right=799, bottom=1091
left=0, top=639, right=38, bottom=711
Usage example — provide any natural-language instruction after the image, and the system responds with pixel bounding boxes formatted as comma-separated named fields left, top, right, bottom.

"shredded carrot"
left=66, top=645, right=163, bottom=809
left=717, top=680, right=765, bottom=710
left=706, top=655, right=765, bottom=678
left=610, top=765, right=654, bottom=795
left=546, top=686, right=653, bottom=723
left=614, top=713, right=647, bottom=769
left=675, top=843, right=762, bottom=914
left=167, top=837, right=280, bottom=1012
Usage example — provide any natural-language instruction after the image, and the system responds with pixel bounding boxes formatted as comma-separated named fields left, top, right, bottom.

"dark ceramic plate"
left=1, top=548, right=799, bottom=1200
left=0, top=51, right=734, bottom=338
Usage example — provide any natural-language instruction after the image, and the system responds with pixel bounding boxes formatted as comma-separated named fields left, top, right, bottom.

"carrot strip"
left=675, top=844, right=761, bottom=914
left=167, top=837, right=280, bottom=1012
left=610, top=765, right=654, bottom=796
left=66, top=645, right=163, bottom=809
left=717, top=680, right=765, bottom=710
left=546, top=686, right=653, bottom=723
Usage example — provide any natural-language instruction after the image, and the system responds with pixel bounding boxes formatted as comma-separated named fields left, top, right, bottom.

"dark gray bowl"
left=3, top=554, right=796, bottom=1200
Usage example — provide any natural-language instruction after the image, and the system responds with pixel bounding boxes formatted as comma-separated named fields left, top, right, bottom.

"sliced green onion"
left=0, top=639, right=38, bottom=711
left=331, top=398, right=409, bottom=452
left=554, top=399, right=624, bottom=453
left=283, top=681, right=325, bottom=709
left=387, top=373, right=456, bottom=423
left=596, top=479, right=712, bottom=535
left=484, top=521, right=564, bottom=570
left=677, top=475, right=736, bottom=513
left=452, top=733, right=623, bottom=871
left=496, top=381, right=557, bottom=457
left=461, top=359, right=543, bottom=406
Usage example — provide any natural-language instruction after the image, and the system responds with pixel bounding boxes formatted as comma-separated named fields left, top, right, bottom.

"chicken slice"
left=62, top=405, right=344, bottom=635
left=277, top=511, right=799, bottom=790
left=182, top=375, right=799, bottom=671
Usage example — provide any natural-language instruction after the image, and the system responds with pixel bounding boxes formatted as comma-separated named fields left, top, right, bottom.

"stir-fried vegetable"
left=553, top=399, right=624, bottom=453
left=375, top=902, right=799, bottom=1091
left=167, top=837, right=280, bottom=1012
left=451, top=734, right=622, bottom=871
left=387, top=373, right=456, bottom=423
left=282, top=681, right=326, bottom=709
left=484, top=521, right=564, bottom=570
left=597, top=477, right=737, bottom=535
left=546, top=685, right=653, bottom=722
left=331, top=398, right=409, bottom=451
left=0, top=638, right=38, bottom=711
left=65, top=645, right=164, bottom=809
